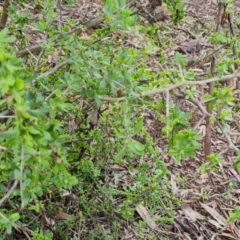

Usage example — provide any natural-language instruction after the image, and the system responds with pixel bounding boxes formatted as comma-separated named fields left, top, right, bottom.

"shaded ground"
left=145, top=1, right=240, bottom=239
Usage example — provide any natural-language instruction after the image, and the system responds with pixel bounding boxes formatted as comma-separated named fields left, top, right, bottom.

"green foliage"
left=0, top=212, right=20, bottom=235
left=32, top=229, right=53, bottom=240
left=102, top=0, right=139, bottom=32
left=1, top=0, right=240, bottom=236
left=173, top=52, right=188, bottom=66
left=233, top=151, right=240, bottom=174
left=200, top=154, right=223, bottom=173
left=0, top=1, right=181, bottom=237
left=228, top=206, right=240, bottom=223
left=0, top=27, right=77, bottom=235
left=169, top=128, right=201, bottom=164
left=205, top=87, right=234, bottom=125
left=163, top=104, right=201, bottom=164
left=163, top=0, right=185, bottom=24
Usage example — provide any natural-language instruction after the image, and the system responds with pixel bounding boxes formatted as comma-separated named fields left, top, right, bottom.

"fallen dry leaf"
left=181, top=204, right=197, bottom=222
left=208, top=219, right=224, bottom=229
left=200, top=203, right=226, bottom=227
left=136, top=204, right=157, bottom=230
left=170, top=174, right=179, bottom=194
left=220, top=233, right=239, bottom=240
left=80, top=33, right=92, bottom=41
left=55, top=207, right=73, bottom=220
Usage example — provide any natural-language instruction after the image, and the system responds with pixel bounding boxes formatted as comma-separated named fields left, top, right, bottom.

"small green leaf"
left=6, top=225, right=12, bottom=234
left=228, top=207, right=240, bottom=223
left=114, top=146, right=126, bottom=161
left=94, top=94, right=102, bottom=107
left=0, top=28, right=8, bottom=38
left=234, top=158, right=240, bottom=174
left=0, top=128, right=16, bottom=139
left=14, top=170, right=20, bottom=179
left=128, top=139, right=145, bottom=156
left=28, top=127, right=41, bottom=135
left=0, top=29, right=15, bottom=43
left=23, top=179, right=31, bottom=188
left=29, top=109, right=49, bottom=116
left=0, top=36, right=15, bottom=43
left=9, top=213, right=20, bottom=222
left=133, top=118, right=143, bottom=135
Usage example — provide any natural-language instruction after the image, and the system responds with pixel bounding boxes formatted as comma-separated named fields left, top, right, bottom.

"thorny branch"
left=38, top=52, right=240, bottom=155
left=99, top=71, right=240, bottom=155
left=99, top=71, right=240, bottom=101
left=16, top=0, right=137, bottom=58
left=17, top=16, right=104, bottom=57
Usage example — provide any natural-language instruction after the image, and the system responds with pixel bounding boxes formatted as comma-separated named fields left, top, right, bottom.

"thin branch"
left=99, top=71, right=240, bottom=101
left=216, top=122, right=239, bottom=152
left=16, top=0, right=137, bottom=58
left=20, top=146, right=24, bottom=209
left=36, top=57, right=72, bottom=80
left=0, top=0, right=10, bottom=29
left=17, top=16, right=104, bottom=57
left=0, top=180, right=18, bottom=207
